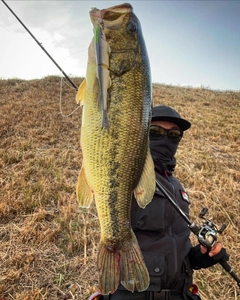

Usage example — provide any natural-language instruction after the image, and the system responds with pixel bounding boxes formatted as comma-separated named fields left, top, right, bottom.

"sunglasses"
left=149, top=125, right=183, bottom=143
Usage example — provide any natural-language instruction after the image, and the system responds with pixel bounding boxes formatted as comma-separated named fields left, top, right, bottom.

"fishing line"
left=0, top=22, right=18, bottom=34
left=0, top=21, right=49, bottom=43
left=59, top=76, right=80, bottom=118
left=1, top=0, right=82, bottom=117
left=1, top=0, right=78, bottom=91
left=63, top=48, right=88, bottom=60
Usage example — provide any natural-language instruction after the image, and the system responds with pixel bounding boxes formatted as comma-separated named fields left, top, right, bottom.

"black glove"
left=189, top=244, right=229, bottom=269
left=212, top=247, right=229, bottom=262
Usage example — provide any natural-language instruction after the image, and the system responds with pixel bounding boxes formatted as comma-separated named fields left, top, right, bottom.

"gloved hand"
left=189, top=243, right=229, bottom=269
left=212, top=247, right=229, bottom=262
left=200, top=242, right=229, bottom=261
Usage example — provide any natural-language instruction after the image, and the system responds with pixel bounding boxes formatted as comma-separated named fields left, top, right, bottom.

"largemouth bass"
left=76, top=3, right=155, bottom=294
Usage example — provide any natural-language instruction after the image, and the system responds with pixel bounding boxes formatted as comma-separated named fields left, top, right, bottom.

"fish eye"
left=127, top=21, right=137, bottom=32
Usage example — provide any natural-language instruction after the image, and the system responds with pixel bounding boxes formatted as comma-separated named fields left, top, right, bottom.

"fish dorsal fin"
left=134, top=148, right=156, bottom=208
left=76, top=78, right=86, bottom=106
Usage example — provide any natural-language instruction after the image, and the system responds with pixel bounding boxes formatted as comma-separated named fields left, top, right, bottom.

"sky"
left=0, top=0, right=239, bottom=91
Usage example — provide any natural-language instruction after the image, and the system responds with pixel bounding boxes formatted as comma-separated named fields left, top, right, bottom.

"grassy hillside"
left=0, top=76, right=239, bottom=300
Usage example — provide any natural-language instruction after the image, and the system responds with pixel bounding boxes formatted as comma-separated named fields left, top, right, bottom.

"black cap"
left=151, top=105, right=191, bottom=131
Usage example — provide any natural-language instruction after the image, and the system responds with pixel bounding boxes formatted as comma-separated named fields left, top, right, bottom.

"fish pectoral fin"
left=134, top=147, right=156, bottom=208
left=76, top=166, right=93, bottom=207
left=97, top=233, right=149, bottom=294
left=76, top=78, right=86, bottom=105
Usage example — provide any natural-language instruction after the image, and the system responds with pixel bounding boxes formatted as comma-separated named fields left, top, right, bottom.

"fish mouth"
left=101, top=3, right=133, bottom=18
left=90, top=3, right=133, bottom=28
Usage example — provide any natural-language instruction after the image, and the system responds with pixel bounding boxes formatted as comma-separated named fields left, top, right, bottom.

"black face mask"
left=150, top=135, right=179, bottom=174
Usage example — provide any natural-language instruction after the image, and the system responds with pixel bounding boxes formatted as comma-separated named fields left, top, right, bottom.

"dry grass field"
left=0, top=76, right=239, bottom=300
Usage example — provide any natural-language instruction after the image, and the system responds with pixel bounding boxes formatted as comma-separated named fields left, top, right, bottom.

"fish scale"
left=76, top=3, right=156, bottom=295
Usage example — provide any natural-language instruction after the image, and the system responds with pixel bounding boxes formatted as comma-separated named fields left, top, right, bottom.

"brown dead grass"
left=0, top=77, right=239, bottom=299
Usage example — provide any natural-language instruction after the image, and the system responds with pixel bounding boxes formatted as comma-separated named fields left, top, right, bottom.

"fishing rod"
left=156, top=179, right=240, bottom=288
left=1, top=0, right=78, bottom=91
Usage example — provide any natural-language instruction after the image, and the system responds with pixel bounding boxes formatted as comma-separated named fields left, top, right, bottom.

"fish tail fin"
left=97, top=243, right=120, bottom=295
left=97, top=233, right=149, bottom=295
left=120, top=233, right=150, bottom=292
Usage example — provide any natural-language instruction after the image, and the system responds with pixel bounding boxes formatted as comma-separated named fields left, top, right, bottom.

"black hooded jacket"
left=127, top=166, right=223, bottom=292
left=118, top=133, right=227, bottom=293
left=130, top=169, right=193, bottom=292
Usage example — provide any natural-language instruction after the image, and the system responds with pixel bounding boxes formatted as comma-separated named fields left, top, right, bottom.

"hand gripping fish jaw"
left=95, top=22, right=111, bottom=130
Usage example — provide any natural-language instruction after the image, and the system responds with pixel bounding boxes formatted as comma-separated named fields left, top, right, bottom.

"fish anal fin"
left=76, top=166, right=93, bottom=208
left=134, top=147, right=156, bottom=208
left=76, top=78, right=86, bottom=106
